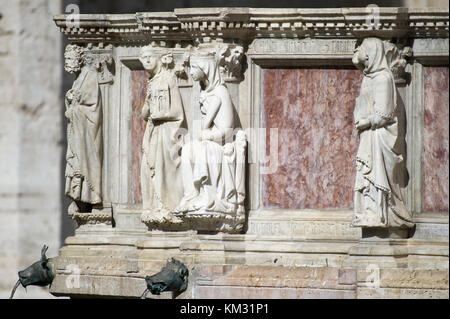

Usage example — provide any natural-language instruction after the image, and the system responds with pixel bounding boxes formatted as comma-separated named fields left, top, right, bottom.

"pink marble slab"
left=130, top=70, right=148, bottom=204
left=262, top=68, right=362, bottom=209
left=423, top=66, right=449, bottom=213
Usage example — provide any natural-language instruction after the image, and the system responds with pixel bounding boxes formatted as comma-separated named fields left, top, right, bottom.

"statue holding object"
left=64, top=44, right=103, bottom=213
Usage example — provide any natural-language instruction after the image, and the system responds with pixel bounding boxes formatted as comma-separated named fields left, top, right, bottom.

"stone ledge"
left=49, top=245, right=449, bottom=299
left=357, top=287, right=449, bottom=299
left=194, top=285, right=356, bottom=299
left=50, top=274, right=146, bottom=298
left=356, top=268, right=449, bottom=289
left=196, top=265, right=356, bottom=290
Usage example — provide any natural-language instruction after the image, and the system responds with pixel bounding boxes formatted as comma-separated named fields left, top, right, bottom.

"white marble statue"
left=175, top=51, right=246, bottom=217
left=351, top=37, right=413, bottom=229
left=64, top=45, right=103, bottom=213
left=139, top=46, right=185, bottom=225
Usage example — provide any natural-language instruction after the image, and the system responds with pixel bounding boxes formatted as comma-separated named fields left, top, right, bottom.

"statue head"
left=189, top=63, right=207, bottom=82
left=139, top=45, right=174, bottom=75
left=352, top=37, right=390, bottom=76
left=352, top=42, right=368, bottom=71
left=64, top=44, right=83, bottom=74
left=189, top=51, right=223, bottom=92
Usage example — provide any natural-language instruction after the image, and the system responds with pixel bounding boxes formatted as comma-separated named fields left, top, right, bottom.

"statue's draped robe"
left=353, top=38, right=413, bottom=228
left=178, top=59, right=245, bottom=214
left=141, top=69, right=184, bottom=213
left=65, top=67, right=102, bottom=204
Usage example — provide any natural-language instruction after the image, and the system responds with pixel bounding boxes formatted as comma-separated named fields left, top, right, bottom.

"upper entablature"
left=54, top=7, right=449, bottom=45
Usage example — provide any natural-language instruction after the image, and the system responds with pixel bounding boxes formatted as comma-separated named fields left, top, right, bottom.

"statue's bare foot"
left=175, top=193, right=199, bottom=214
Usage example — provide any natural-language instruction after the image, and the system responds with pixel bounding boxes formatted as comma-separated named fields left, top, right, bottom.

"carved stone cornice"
left=54, top=14, right=114, bottom=44
left=134, top=12, right=190, bottom=44
left=408, top=8, right=450, bottom=38
left=342, top=7, right=410, bottom=38
left=54, top=8, right=449, bottom=45
left=174, top=7, right=253, bottom=42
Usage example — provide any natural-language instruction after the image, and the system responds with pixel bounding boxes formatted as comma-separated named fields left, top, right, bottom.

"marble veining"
left=130, top=70, right=148, bottom=204
left=262, top=68, right=362, bottom=210
left=423, top=66, right=449, bottom=213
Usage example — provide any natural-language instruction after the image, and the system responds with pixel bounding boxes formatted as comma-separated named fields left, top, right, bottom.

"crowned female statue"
left=139, top=46, right=186, bottom=225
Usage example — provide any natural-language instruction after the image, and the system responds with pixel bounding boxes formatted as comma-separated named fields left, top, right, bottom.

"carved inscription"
left=249, top=39, right=357, bottom=55
left=247, top=221, right=360, bottom=238
left=413, top=38, right=449, bottom=56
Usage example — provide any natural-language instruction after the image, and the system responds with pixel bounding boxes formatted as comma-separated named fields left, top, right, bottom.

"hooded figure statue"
left=352, top=37, right=413, bottom=229
left=176, top=51, right=246, bottom=215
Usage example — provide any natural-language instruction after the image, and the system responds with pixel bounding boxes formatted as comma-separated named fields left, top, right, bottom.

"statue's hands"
left=369, top=114, right=392, bottom=129
left=150, top=111, right=171, bottom=121
left=64, top=108, right=73, bottom=120
left=141, top=104, right=150, bottom=121
left=200, top=129, right=213, bottom=141
left=355, top=118, right=371, bottom=132
left=65, top=89, right=74, bottom=102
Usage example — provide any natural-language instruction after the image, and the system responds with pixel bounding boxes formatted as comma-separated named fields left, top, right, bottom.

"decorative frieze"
left=248, top=38, right=357, bottom=55
left=69, top=208, right=113, bottom=226
left=413, top=38, right=449, bottom=57
left=54, top=8, right=449, bottom=45
left=174, top=7, right=253, bottom=42
left=135, top=12, right=190, bottom=44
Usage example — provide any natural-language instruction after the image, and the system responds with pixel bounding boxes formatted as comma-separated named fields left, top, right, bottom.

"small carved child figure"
left=64, top=45, right=103, bottom=214
left=351, top=37, right=413, bottom=230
